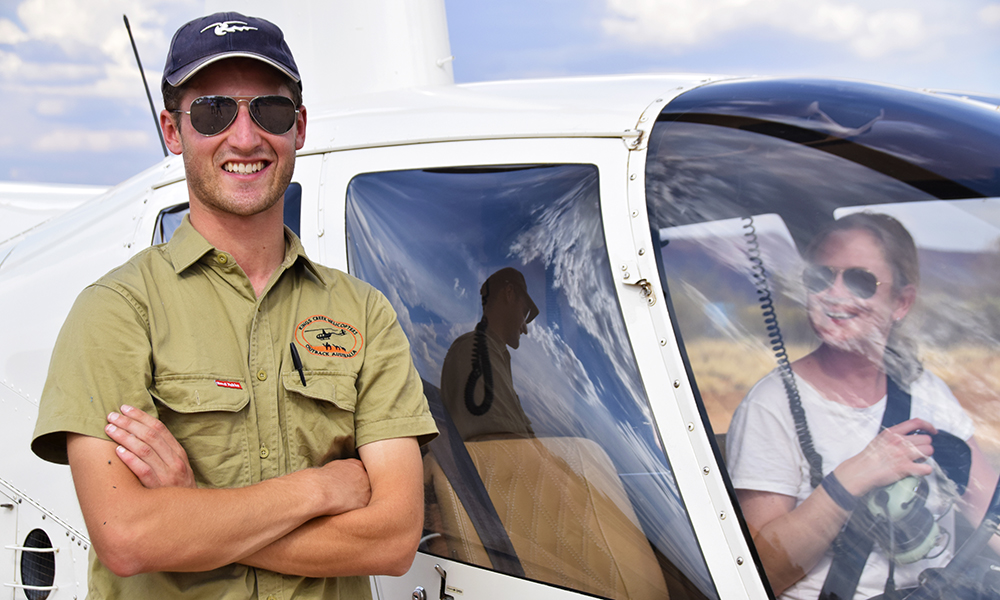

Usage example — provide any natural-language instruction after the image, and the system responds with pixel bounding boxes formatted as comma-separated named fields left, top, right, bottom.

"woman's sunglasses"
left=171, top=95, right=299, bottom=136
left=803, top=265, right=882, bottom=299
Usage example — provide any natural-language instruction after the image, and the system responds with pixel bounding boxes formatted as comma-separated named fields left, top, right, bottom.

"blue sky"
left=4, top=0, right=1000, bottom=186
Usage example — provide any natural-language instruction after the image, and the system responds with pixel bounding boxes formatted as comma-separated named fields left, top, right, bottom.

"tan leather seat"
left=425, top=436, right=668, bottom=600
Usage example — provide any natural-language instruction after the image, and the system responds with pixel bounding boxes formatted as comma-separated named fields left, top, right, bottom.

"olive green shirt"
left=32, top=217, right=437, bottom=599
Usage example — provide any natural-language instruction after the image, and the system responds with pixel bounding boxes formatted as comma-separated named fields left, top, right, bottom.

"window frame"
left=322, top=136, right=759, bottom=599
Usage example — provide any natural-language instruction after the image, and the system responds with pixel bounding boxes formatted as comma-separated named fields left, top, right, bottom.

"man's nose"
left=227, top=101, right=263, bottom=145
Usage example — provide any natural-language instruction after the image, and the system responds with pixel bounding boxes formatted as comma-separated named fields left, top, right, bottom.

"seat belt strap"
left=819, top=377, right=911, bottom=600
left=423, top=380, right=526, bottom=577
left=881, top=377, right=912, bottom=435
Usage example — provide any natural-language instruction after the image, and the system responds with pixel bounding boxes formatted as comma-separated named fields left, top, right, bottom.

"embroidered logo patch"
left=200, top=21, right=258, bottom=36
left=295, top=315, right=363, bottom=358
left=216, top=380, right=243, bottom=389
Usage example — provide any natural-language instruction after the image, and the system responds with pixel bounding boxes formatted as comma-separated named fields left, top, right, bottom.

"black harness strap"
left=819, top=377, right=911, bottom=600
left=422, top=380, right=525, bottom=577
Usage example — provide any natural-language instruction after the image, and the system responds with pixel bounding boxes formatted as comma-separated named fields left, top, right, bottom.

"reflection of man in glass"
left=441, top=267, right=538, bottom=440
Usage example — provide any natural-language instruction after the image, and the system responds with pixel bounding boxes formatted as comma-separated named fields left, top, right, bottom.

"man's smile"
left=223, top=160, right=267, bottom=174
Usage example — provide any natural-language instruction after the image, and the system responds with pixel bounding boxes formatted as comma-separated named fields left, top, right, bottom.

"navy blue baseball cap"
left=162, top=12, right=300, bottom=88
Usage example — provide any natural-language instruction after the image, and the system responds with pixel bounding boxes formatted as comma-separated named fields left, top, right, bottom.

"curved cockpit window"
left=647, top=78, right=1000, bottom=600
left=346, top=165, right=717, bottom=599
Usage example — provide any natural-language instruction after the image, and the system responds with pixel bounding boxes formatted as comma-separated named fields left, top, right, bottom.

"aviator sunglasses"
left=803, top=265, right=883, bottom=299
left=171, top=95, right=299, bottom=136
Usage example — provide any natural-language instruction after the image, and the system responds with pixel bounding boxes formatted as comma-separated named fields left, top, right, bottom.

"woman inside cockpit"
left=726, top=212, right=998, bottom=599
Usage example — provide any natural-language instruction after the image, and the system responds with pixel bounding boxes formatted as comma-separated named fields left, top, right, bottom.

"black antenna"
left=124, top=14, right=168, bottom=158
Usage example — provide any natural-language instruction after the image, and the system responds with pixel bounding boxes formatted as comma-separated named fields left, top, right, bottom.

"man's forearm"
left=240, top=437, right=425, bottom=578
left=68, top=434, right=367, bottom=577
left=240, top=493, right=422, bottom=577
left=93, top=405, right=423, bottom=579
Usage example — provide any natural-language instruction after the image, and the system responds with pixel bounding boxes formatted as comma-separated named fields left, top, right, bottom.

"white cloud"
left=0, top=49, right=101, bottom=82
left=35, top=98, right=70, bottom=116
left=4, top=0, right=195, bottom=102
left=0, top=50, right=25, bottom=77
left=17, top=0, right=166, bottom=53
left=601, top=0, right=933, bottom=58
left=848, top=9, right=925, bottom=58
left=31, top=128, right=150, bottom=153
left=0, top=18, right=29, bottom=44
left=980, top=3, right=1000, bottom=25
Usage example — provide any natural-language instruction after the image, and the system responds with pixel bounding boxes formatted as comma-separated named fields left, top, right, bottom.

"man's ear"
left=504, top=282, right=518, bottom=304
left=295, top=104, right=307, bottom=150
left=160, top=110, right=183, bottom=155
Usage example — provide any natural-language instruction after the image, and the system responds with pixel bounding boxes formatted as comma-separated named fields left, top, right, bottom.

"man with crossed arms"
left=32, top=12, right=436, bottom=599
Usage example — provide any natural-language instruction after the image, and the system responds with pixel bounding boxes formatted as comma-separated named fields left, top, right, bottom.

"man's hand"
left=105, top=405, right=373, bottom=515
left=313, top=458, right=373, bottom=516
left=106, top=405, right=196, bottom=489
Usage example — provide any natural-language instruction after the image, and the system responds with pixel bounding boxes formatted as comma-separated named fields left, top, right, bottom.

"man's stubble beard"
left=181, top=139, right=294, bottom=217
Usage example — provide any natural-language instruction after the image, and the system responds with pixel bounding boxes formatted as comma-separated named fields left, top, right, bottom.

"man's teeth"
left=224, top=161, right=265, bottom=174
left=826, top=311, right=853, bottom=319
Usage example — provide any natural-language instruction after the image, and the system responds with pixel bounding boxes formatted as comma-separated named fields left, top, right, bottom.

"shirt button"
left=216, top=253, right=228, bottom=264
left=257, top=369, right=267, bottom=381
left=260, top=446, right=270, bottom=459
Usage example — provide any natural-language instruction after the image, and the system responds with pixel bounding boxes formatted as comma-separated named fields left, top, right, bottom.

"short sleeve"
left=726, top=372, right=806, bottom=498
left=352, top=287, right=437, bottom=448
left=911, top=371, right=975, bottom=441
left=32, top=283, right=155, bottom=464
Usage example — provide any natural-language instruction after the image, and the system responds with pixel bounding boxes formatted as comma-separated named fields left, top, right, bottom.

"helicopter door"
left=327, top=139, right=720, bottom=600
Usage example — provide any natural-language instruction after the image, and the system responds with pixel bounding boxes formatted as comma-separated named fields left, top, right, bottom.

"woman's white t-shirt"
left=726, top=369, right=974, bottom=600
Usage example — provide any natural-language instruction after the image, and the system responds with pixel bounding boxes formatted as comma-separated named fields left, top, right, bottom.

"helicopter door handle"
left=434, top=564, right=454, bottom=600
left=620, top=262, right=656, bottom=306
left=624, top=276, right=656, bottom=306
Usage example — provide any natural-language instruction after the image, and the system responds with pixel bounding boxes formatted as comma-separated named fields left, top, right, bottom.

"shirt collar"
left=167, top=215, right=328, bottom=286
left=166, top=216, right=214, bottom=273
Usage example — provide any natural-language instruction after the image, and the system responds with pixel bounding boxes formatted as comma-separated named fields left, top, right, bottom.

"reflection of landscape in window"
left=646, top=115, right=1000, bottom=469
left=658, top=219, right=813, bottom=436
left=659, top=216, right=1000, bottom=469
left=912, top=239, right=1000, bottom=468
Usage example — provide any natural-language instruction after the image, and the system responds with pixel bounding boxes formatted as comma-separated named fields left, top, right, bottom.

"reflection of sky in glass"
left=660, top=215, right=802, bottom=291
left=661, top=79, right=1000, bottom=199
left=658, top=215, right=807, bottom=347
left=346, top=165, right=716, bottom=597
left=838, top=200, right=1000, bottom=252
left=645, top=123, right=939, bottom=249
left=647, top=112, right=1000, bottom=517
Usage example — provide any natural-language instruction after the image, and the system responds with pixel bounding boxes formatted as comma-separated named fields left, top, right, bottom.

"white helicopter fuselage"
left=4, top=2, right=1000, bottom=600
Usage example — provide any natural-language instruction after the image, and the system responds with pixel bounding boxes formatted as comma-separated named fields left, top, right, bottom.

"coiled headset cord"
left=464, top=317, right=495, bottom=415
left=744, top=217, right=824, bottom=489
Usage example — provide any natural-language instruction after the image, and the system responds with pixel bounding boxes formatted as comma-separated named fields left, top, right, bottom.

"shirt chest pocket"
left=150, top=377, right=250, bottom=488
left=282, top=370, right=359, bottom=470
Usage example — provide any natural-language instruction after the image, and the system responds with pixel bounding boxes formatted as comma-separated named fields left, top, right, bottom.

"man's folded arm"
left=66, top=432, right=371, bottom=577
left=238, top=436, right=425, bottom=578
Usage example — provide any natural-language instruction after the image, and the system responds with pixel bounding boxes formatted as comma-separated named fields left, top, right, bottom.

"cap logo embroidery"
left=295, top=315, right=364, bottom=358
left=201, top=21, right=258, bottom=36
